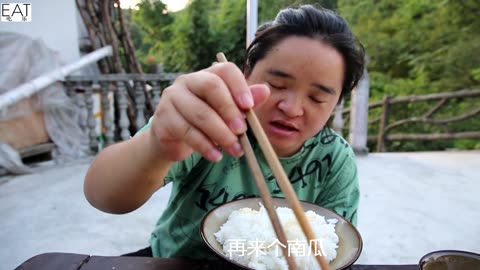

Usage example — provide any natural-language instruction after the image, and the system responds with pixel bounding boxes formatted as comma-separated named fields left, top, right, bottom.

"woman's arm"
left=84, top=130, right=174, bottom=214
left=83, top=63, right=270, bottom=215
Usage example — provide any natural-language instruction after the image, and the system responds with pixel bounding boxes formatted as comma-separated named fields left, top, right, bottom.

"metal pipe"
left=0, top=46, right=112, bottom=110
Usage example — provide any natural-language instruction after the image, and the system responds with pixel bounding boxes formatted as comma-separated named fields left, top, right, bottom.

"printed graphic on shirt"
left=175, top=128, right=350, bottom=214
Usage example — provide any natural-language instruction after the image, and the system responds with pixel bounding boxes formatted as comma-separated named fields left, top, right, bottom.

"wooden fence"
left=342, top=89, right=480, bottom=152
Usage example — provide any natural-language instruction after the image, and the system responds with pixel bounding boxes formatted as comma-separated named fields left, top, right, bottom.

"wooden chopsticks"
left=216, top=53, right=297, bottom=270
left=216, top=53, right=330, bottom=270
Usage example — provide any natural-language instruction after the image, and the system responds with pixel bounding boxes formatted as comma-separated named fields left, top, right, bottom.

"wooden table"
left=16, top=252, right=418, bottom=270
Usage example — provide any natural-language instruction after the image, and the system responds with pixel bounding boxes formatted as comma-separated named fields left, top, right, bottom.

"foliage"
left=161, top=0, right=219, bottom=71
left=129, top=0, right=480, bottom=151
left=338, top=0, right=480, bottom=151
left=131, top=0, right=174, bottom=70
left=338, top=0, right=480, bottom=96
left=131, top=0, right=337, bottom=71
left=259, top=0, right=337, bottom=22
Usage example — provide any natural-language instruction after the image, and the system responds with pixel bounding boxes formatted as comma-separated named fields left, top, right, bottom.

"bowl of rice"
left=201, top=197, right=362, bottom=270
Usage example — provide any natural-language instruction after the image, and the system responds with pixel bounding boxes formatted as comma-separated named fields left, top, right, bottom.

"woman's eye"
left=310, top=96, right=325, bottom=104
left=267, top=82, right=285, bottom=90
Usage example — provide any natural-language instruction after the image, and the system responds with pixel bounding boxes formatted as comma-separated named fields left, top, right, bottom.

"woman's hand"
left=149, top=62, right=270, bottom=162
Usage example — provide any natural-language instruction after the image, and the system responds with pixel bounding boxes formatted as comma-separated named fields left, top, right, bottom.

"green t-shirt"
left=139, top=120, right=360, bottom=259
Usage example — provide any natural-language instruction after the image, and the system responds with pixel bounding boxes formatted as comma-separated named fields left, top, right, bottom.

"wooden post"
left=377, top=95, right=390, bottom=152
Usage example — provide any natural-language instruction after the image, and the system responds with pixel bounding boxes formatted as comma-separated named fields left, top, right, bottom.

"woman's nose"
left=278, top=93, right=304, bottom=117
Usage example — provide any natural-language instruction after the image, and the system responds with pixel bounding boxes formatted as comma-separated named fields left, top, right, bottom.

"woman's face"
left=246, top=36, right=344, bottom=157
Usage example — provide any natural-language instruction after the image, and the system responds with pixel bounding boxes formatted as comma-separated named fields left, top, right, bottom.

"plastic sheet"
left=0, top=32, right=90, bottom=174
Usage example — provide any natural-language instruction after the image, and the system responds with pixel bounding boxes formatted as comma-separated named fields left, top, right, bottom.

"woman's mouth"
left=271, top=122, right=297, bottom=131
left=269, top=121, right=299, bottom=136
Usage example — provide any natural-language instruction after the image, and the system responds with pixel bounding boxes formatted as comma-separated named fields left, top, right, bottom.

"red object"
left=147, top=56, right=154, bottom=64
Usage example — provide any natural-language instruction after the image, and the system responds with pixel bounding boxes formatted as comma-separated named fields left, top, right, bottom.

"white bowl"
left=201, top=197, right=362, bottom=270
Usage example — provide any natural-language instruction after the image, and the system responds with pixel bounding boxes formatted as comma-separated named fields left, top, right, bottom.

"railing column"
left=76, top=83, right=88, bottom=133
left=65, top=81, right=76, bottom=100
left=101, top=82, right=115, bottom=146
left=85, top=82, right=98, bottom=151
left=134, top=80, right=146, bottom=129
left=116, top=81, right=131, bottom=140
left=151, top=80, right=161, bottom=109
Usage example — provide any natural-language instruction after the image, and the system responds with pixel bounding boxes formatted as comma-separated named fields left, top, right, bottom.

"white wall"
left=0, top=0, right=80, bottom=65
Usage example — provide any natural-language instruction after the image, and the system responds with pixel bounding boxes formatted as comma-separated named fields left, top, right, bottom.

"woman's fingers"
left=152, top=62, right=262, bottom=161
left=170, top=85, right=243, bottom=158
left=153, top=95, right=224, bottom=162
left=181, top=68, right=248, bottom=135
left=206, top=62, right=255, bottom=110
left=167, top=107, right=224, bottom=162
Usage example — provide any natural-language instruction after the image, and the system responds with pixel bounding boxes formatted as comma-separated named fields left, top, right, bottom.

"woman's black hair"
left=244, top=5, right=365, bottom=101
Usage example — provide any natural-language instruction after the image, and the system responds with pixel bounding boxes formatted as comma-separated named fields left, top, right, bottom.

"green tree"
left=259, top=0, right=337, bottom=22
left=185, top=0, right=217, bottom=71
left=160, top=0, right=218, bottom=71
left=209, top=0, right=246, bottom=67
left=339, top=0, right=480, bottom=96
left=130, top=0, right=174, bottom=70
left=135, top=0, right=339, bottom=72
left=338, top=0, right=480, bottom=151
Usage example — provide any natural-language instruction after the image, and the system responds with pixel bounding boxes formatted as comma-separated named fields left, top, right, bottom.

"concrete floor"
left=1, top=151, right=480, bottom=270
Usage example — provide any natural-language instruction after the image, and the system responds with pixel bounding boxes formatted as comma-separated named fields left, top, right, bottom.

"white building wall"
left=0, top=0, right=80, bottom=65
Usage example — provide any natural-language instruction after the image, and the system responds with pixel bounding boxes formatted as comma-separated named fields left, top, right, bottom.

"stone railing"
left=64, top=73, right=180, bottom=152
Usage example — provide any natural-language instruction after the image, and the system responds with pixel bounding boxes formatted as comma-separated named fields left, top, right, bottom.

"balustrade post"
left=85, top=82, right=98, bottom=151
left=76, top=83, right=88, bottom=133
left=64, top=81, right=75, bottom=100
left=116, top=81, right=131, bottom=140
left=151, top=80, right=161, bottom=109
left=101, top=82, right=115, bottom=146
left=134, top=80, right=146, bottom=129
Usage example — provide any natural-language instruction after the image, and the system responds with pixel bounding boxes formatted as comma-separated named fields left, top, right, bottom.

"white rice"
left=214, top=204, right=339, bottom=270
